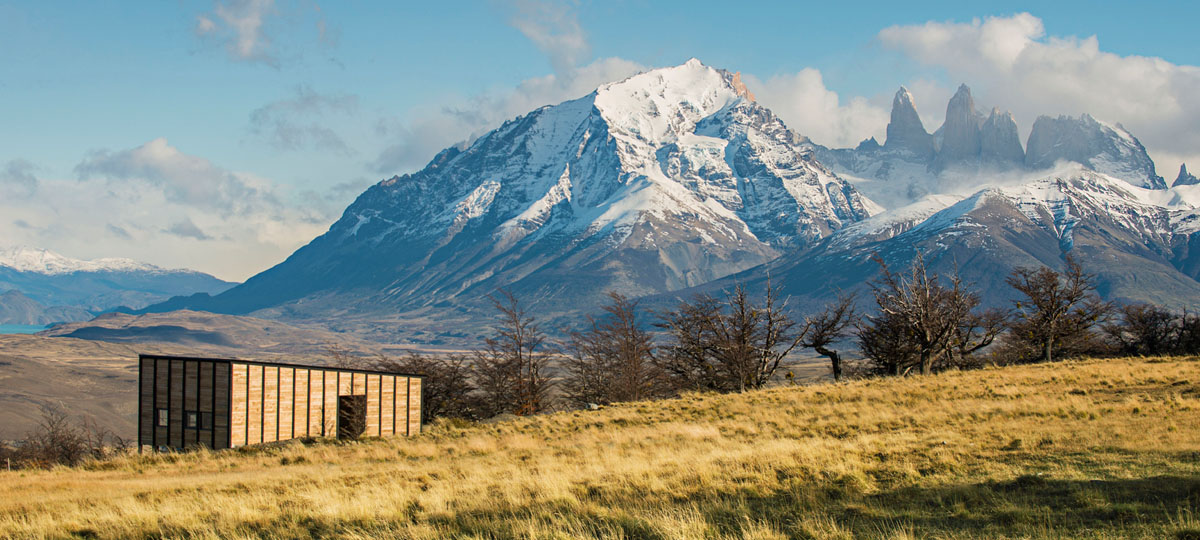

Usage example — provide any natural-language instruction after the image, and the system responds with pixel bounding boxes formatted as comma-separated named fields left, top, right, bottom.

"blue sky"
left=3, top=1, right=1199, bottom=280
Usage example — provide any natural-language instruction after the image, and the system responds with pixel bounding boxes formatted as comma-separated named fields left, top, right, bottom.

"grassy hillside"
left=2, top=357, right=1199, bottom=539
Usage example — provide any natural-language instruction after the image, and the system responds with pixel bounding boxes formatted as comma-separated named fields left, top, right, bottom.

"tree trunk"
left=920, top=351, right=933, bottom=375
left=815, top=346, right=842, bottom=382
left=1043, top=339, right=1053, bottom=364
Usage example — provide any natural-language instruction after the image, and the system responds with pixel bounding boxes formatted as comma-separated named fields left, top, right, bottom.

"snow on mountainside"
left=1025, top=114, right=1165, bottom=190
left=0, top=246, right=168, bottom=275
left=815, top=85, right=1168, bottom=210
left=717, top=166, right=1200, bottom=314
left=157, top=59, right=876, bottom=329
left=0, top=246, right=235, bottom=317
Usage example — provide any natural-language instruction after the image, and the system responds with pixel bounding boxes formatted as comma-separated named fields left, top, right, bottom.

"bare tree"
left=1006, top=256, right=1112, bottom=363
left=657, top=282, right=804, bottom=392
left=857, top=307, right=917, bottom=376
left=375, top=353, right=479, bottom=422
left=655, top=295, right=723, bottom=391
left=326, top=342, right=367, bottom=369
left=1104, top=303, right=1177, bottom=356
left=948, top=308, right=1008, bottom=368
left=472, top=290, right=553, bottom=416
left=1178, top=310, right=1200, bottom=355
left=4, top=405, right=128, bottom=469
left=799, top=293, right=857, bottom=381
left=563, top=292, right=667, bottom=406
left=858, top=254, right=984, bottom=376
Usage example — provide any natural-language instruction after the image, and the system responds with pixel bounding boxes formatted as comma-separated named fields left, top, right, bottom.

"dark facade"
left=137, top=354, right=423, bottom=452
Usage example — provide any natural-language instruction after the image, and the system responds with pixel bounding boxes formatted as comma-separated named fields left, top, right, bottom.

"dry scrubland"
left=3, top=357, right=1200, bottom=539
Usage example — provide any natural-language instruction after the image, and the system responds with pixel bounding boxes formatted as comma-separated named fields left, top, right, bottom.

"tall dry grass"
left=1, top=356, right=1198, bottom=539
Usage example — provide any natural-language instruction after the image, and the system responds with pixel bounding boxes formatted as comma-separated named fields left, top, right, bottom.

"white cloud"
left=249, top=85, right=358, bottom=155
left=194, top=0, right=331, bottom=66
left=197, top=0, right=276, bottom=64
left=506, top=0, right=590, bottom=79
left=0, top=159, right=38, bottom=198
left=372, top=57, right=643, bottom=174
left=75, top=138, right=286, bottom=217
left=372, top=0, right=644, bottom=174
left=0, top=139, right=339, bottom=280
left=745, top=69, right=890, bottom=149
left=165, top=217, right=213, bottom=241
left=879, top=13, right=1200, bottom=176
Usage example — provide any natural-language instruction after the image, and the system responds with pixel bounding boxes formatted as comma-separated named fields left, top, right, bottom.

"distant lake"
left=0, top=324, right=48, bottom=335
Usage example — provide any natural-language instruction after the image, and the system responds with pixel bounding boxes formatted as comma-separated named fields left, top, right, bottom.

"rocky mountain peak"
left=729, top=71, right=755, bottom=101
left=934, top=84, right=984, bottom=168
left=163, top=60, right=875, bottom=322
left=884, top=86, right=934, bottom=158
left=979, top=107, right=1025, bottom=167
left=1025, top=114, right=1166, bottom=189
left=1176, top=163, right=1199, bottom=187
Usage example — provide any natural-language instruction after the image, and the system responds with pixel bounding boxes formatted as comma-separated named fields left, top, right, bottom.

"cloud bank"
left=877, top=13, right=1200, bottom=173
left=1, top=140, right=333, bottom=280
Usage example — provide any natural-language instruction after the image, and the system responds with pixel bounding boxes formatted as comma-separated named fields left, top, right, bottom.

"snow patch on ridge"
left=0, top=246, right=172, bottom=275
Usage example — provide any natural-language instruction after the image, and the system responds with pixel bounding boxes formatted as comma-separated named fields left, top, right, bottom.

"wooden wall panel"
left=294, top=369, right=309, bottom=438
left=407, top=377, right=421, bottom=435
left=154, top=359, right=169, bottom=447
left=183, top=361, right=198, bottom=447
left=365, top=374, right=380, bottom=437
left=199, top=361, right=214, bottom=412
left=324, top=372, right=338, bottom=436
left=397, top=376, right=408, bottom=436
left=279, top=367, right=294, bottom=441
left=381, top=375, right=394, bottom=436
left=215, top=363, right=231, bottom=449
left=138, top=358, right=154, bottom=448
left=169, top=360, right=184, bottom=448
left=337, top=372, right=351, bottom=396
left=352, top=372, right=366, bottom=395
left=230, top=363, right=247, bottom=447
left=262, top=366, right=278, bottom=443
left=310, top=370, right=326, bottom=437
left=247, top=364, right=263, bottom=445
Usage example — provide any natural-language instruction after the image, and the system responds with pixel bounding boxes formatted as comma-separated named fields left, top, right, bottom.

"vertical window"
left=186, top=411, right=199, bottom=429
left=157, top=408, right=169, bottom=427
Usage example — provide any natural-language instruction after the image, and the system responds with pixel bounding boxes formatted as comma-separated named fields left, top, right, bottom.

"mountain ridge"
left=143, top=60, right=876, bottom=327
left=124, top=63, right=1200, bottom=346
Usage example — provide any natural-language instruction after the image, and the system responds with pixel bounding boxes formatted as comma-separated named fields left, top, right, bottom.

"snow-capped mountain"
left=126, top=63, right=1200, bottom=346
left=1024, top=114, right=1165, bottom=190
left=0, top=246, right=235, bottom=320
left=151, top=60, right=875, bottom=328
left=724, top=167, right=1200, bottom=311
left=1174, top=164, right=1199, bottom=187
left=815, top=84, right=1167, bottom=209
left=0, top=246, right=166, bottom=275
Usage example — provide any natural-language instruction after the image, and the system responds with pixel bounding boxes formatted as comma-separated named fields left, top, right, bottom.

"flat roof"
left=138, top=353, right=426, bottom=379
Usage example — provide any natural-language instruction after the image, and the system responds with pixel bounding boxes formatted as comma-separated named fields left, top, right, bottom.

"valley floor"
left=2, top=357, right=1198, bottom=539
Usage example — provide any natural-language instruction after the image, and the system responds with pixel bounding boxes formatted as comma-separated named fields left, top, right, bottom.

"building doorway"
left=337, top=395, right=367, bottom=439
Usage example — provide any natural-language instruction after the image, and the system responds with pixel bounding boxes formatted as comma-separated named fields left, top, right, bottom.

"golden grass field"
left=2, top=356, right=1199, bottom=539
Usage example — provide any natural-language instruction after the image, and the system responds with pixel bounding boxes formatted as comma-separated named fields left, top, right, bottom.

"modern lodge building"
left=137, top=354, right=423, bottom=452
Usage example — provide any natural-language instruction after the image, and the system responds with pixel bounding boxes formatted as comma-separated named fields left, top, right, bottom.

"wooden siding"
left=381, top=375, right=394, bottom=436
left=230, top=363, right=247, bottom=448
left=139, top=356, right=421, bottom=452
left=138, top=358, right=234, bottom=451
left=366, top=374, right=379, bottom=437
left=138, top=358, right=153, bottom=447
left=408, top=377, right=422, bottom=435
left=394, top=377, right=408, bottom=435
